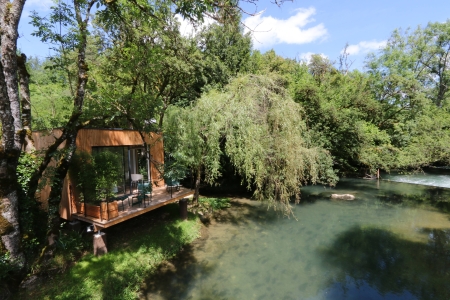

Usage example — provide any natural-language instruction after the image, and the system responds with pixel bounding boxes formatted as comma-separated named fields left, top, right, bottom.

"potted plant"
left=69, top=151, right=96, bottom=213
left=69, top=150, right=122, bottom=220
left=93, top=151, right=122, bottom=219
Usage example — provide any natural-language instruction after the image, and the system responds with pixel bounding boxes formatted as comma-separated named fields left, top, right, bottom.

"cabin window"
left=92, top=146, right=150, bottom=195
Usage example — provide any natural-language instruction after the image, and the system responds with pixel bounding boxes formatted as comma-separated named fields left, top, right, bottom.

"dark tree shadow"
left=140, top=199, right=281, bottom=299
left=319, top=225, right=450, bottom=300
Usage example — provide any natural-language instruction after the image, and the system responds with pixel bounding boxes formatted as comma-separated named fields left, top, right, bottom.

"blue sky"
left=18, top=0, right=450, bottom=70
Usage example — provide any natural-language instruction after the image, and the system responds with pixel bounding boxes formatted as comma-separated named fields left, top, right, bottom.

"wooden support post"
left=179, top=198, right=188, bottom=221
left=93, top=232, right=107, bottom=256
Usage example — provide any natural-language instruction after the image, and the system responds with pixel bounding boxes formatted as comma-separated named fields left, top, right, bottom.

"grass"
left=17, top=204, right=201, bottom=300
left=195, top=197, right=231, bottom=214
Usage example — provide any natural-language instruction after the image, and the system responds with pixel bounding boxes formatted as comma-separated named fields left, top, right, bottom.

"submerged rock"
left=330, top=194, right=355, bottom=200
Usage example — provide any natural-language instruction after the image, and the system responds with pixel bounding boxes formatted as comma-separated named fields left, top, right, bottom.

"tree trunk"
left=17, top=53, right=34, bottom=152
left=193, top=165, right=202, bottom=204
left=47, top=135, right=77, bottom=236
left=44, top=0, right=95, bottom=240
left=0, top=0, right=26, bottom=263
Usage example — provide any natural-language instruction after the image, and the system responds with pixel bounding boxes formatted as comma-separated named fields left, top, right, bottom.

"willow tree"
left=165, top=74, right=337, bottom=215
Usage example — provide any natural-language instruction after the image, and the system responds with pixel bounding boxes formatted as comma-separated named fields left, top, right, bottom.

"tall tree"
left=93, top=8, right=204, bottom=130
left=165, top=74, right=337, bottom=215
left=196, top=18, right=252, bottom=89
left=293, top=59, right=385, bottom=174
left=0, top=0, right=27, bottom=263
left=28, top=0, right=98, bottom=247
left=365, top=21, right=450, bottom=169
left=367, top=21, right=450, bottom=108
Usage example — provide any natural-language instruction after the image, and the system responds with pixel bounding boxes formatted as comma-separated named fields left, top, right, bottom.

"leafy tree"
left=165, top=74, right=337, bottom=215
left=367, top=20, right=450, bottom=108
left=365, top=21, right=450, bottom=169
left=391, top=103, right=450, bottom=168
left=28, top=57, right=72, bottom=129
left=196, top=18, right=252, bottom=90
left=93, top=8, right=203, bottom=130
left=248, top=49, right=297, bottom=77
left=293, top=61, right=386, bottom=175
left=27, top=0, right=99, bottom=254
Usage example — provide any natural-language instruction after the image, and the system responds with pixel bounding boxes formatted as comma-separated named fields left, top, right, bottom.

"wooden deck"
left=72, top=186, right=194, bottom=231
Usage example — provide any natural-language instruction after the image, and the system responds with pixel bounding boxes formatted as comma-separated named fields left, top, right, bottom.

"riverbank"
left=15, top=203, right=202, bottom=300
left=141, top=181, right=450, bottom=300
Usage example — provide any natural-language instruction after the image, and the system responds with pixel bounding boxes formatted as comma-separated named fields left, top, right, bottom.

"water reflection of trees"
left=375, top=187, right=450, bottom=214
left=321, top=226, right=450, bottom=300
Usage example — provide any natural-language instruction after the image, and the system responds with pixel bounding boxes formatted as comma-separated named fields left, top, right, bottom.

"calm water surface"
left=143, top=178, right=450, bottom=300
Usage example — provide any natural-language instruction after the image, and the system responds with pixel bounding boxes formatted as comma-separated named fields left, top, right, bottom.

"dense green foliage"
left=363, top=21, right=450, bottom=170
left=17, top=204, right=201, bottom=300
left=165, top=74, right=338, bottom=214
left=16, top=153, right=47, bottom=270
left=27, top=58, right=72, bottom=130
left=69, top=150, right=122, bottom=204
left=29, top=17, right=450, bottom=198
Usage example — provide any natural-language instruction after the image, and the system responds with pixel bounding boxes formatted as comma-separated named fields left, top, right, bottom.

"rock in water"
left=331, top=194, right=355, bottom=200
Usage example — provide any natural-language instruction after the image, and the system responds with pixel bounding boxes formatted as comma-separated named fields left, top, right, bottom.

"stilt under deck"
left=72, top=186, right=194, bottom=231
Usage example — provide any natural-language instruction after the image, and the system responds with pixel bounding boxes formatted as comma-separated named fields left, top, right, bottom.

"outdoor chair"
left=166, top=178, right=181, bottom=193
left=131, top=181, right=151, bottom=207
left=130, top=174, right=143, bottom=192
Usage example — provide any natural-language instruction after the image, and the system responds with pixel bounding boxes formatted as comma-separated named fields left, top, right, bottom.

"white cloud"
left=243, top=7, right=327, bottom=49
left=175, top=15, right=216, bottom=37
left=344, top=40, right=387, bottom=55
left=298, top=52, right=327, bottom=64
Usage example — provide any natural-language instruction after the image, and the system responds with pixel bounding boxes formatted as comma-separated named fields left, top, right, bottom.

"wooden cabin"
left=33, top=128, right=166, bottom=221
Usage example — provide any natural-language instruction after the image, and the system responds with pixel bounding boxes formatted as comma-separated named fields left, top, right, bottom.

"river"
left=143, top=176, right=450, bottom=300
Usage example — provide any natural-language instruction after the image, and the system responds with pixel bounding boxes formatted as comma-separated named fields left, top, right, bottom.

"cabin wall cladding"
left=150, top=136, right=164, bottom=186
left=32, top=128, right=164, bottom=220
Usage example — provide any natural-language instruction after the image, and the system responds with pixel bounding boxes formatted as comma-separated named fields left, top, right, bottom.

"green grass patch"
left=197, top=197, right=231, bottom=213
left=18, top=204, right=201, bottom=300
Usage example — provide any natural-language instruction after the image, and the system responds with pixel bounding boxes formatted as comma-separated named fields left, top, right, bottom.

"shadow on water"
left=391, top=187, right=450, bottom=214
left=209, top=199, right=281, bottom=226
left=319, top=225, right=450, bottom=300
left=140, top=242, right=217, bottom=300
left=141, top=179, right=450, bottom=300
left=141, top=199, right=280, bottom=300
